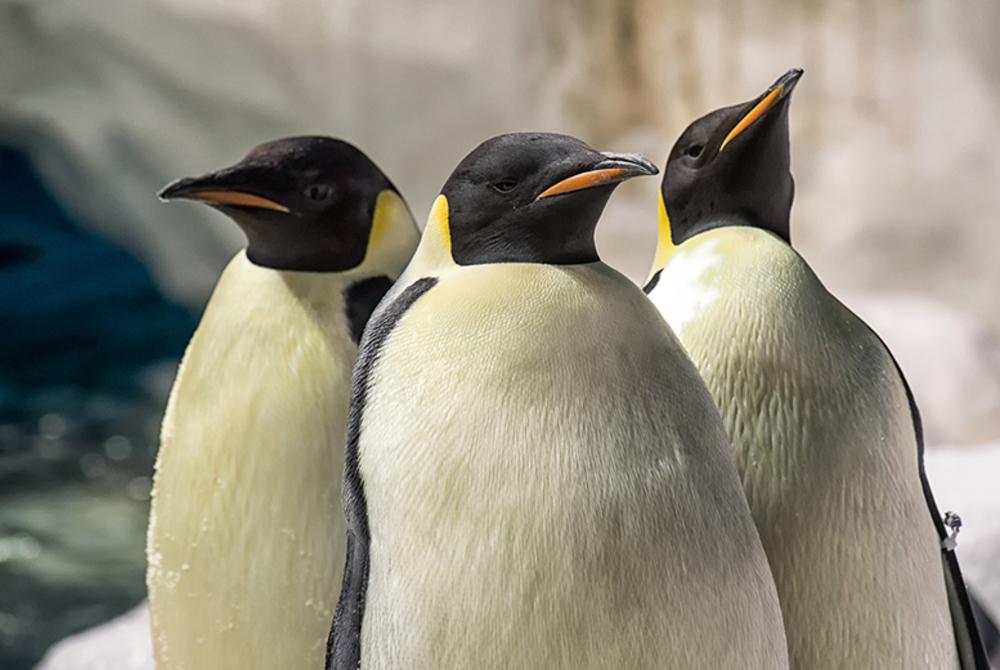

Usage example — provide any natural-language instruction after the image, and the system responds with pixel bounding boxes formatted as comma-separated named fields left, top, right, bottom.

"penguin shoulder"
left=170, top=251, right=361, bottom=405
left=196, top=252, right=343, bottom=336
left=360, top=260, right=674, bottom=379
left=737, top=230, right=905, bottom=405
left=657, top=227, right=899, bottom=384
left=438, top=261, right=658, bottom=330
left=650, top=226, right=805, bottom=336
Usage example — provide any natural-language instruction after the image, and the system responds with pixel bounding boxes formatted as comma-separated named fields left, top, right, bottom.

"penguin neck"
left=704, top=212, right=790, bottom=245
left=722, top=210, right=791, bottom=247
left=233, top=213, right=365, bottom=273
left=648, top=192, right=677, bottom=283
left=647, top=196, right=793, bottom=294
left=447, top=188, right=606, bottom=267
left=218, top=251, right=394, bottom=349
left=225, top=252, right=349, bottom=306
left=649, top=193, right=744, bottom=283
left=405, top=195, right=458, bottom=276
left=228, top=189, right=417, bottom=276
left=357, top=189, right=421, bottom=279
left=239, top=190, right=417, bottom=291
left=649, top=200, right=790, bottom=281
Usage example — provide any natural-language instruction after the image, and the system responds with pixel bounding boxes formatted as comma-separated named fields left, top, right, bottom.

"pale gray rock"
left=844, top=292, right=1000, bottom=446
left=34, top=603, right=152, bottom=670
left=925, top=445, right=1000, bottom=626
left=0, top=0, right=529, bottom=308
left=5, top=0, right=1000, bottom=314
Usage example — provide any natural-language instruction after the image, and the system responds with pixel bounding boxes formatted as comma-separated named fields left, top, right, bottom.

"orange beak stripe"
left=184, top=191, right=290, bottom=212
left=719, top=85, right=785, bottom=152
left=536, top=168, right=629, bottom=200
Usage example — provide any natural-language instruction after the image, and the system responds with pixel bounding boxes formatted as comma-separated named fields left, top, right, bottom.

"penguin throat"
left=668, top=208, right=790, bottom=250
left=232, top=212, right=369, bottom=273
left=448, top=191, right=607, bottom=267
left=650, top=192, right=677, bottom=276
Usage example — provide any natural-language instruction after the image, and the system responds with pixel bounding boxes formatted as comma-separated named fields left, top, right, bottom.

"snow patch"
left=35, top=603, right=153, bottom=670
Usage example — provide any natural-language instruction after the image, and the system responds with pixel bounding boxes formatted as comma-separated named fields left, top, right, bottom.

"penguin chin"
left=532, top=181, right=616, bottom=234
left=214, top=206, right=290, bottom=268
left=229, top=212, right=374, bottom=274
left=531, top=183, right=617, bottom=250
left=452, top=185, right=610, bottom=267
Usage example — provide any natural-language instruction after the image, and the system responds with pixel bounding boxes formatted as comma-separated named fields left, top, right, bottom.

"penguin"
left=147, top=136, right=419, bottom=670
left=326, top=132, right=789, bottom=670
left=644, top=69, right=989, bottom=669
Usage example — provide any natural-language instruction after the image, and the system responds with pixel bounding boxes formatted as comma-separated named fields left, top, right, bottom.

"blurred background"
left=2, top=0, right=999, bottom=668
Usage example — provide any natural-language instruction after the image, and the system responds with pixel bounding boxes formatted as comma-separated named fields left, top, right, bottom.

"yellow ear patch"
left=404, top=194, right=455, bottom=273
left=650, top=191, right=677, bottom=276
left=428, top=194, right=452, bottom=256
left=367, top=190, right=402, bottom=253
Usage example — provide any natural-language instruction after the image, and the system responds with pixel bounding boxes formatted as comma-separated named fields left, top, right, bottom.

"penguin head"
left=658, top=68, right=802, bottom=255
left=434, top=132, right=658, bottom=265
left=159, top=136, right=414, bottom=272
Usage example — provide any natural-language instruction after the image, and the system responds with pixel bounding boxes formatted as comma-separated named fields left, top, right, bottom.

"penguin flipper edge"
left=886, top=342, right=990, bottom=670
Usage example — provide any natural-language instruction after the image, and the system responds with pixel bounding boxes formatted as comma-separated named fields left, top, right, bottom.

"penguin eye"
left=306, top=185, right=333, bottom=202
left=491, top=179, right=518, bottom=194
left=685, top=144, right=704, bottom=159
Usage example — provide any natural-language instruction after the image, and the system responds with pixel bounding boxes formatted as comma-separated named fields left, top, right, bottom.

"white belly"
left=359, top=262, right=788, bottom=669
left=651, top=228, right=959, bottom=669
left=147, top=253, right=356, bottom=670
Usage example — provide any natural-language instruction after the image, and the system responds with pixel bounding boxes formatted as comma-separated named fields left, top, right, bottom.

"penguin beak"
left=536, top=152, right=659, bottom=200
left=719, top=68, right=803, bottom=152
left=158, top=172, right=290, bottom=213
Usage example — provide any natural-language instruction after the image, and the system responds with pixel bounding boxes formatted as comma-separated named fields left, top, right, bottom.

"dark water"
left=0, top=146, right=195, bottom=669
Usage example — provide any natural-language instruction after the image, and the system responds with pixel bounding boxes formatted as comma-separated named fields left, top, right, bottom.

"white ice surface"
left=35, top=603, right=152, bottom=670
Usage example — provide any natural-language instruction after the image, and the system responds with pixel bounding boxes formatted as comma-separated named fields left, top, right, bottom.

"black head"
left=159, top=136, right=397, bottom=272
left=440, top=132, right=658, bottom=265
left=662, top=68, right=802, bottom=246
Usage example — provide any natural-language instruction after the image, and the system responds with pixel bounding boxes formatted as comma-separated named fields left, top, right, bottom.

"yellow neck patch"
left=361, top=189, right=421, bottom=274
left=366, top=189, right=398, bottom=254
left=406, top=194, right=455, bottom=273
left=429, top=194, right=452, bottom=255
left=650, top=191, right=677, bottom=277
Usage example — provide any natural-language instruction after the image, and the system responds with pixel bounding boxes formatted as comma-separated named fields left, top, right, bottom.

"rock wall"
left=2, top=0, right=999, bottom=321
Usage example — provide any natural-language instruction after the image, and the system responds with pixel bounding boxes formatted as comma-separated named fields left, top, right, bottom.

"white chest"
left=357, top=262, right=788, bottom=669
left=147, top=254, right=358, bottom=670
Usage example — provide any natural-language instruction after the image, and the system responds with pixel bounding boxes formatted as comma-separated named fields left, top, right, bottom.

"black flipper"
left=853, top=309, right=991, bottom=669
left=642, top=268, right=662, bottom=295
left=971, top=593, right=1000, bottom=661
left=343, top=275, right=394, bottom=345
left=326, top=277, right=439, bottom=670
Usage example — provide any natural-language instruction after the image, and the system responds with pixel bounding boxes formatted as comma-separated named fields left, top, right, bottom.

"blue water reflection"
left=0, top=145, right=194, bottom=669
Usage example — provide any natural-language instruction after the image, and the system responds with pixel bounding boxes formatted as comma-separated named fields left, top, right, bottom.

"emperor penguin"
left=645, top=69, right=989, bottom=669
left=326, top=132, right=789, bottom=670
left=147, top=136, right=420, bottom=670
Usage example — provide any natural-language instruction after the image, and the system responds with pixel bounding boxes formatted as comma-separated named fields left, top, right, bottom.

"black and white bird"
left=148, top=137, right=419, bottom=670
left=328, top=132, right=789, bottom=670
left=645, top=69, right=989, bottom=669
